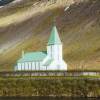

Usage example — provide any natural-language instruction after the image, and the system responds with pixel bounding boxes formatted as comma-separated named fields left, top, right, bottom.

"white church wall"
left=47, top=61, right=57, bottom=70
left=16, top=58, right=67, bottom=71
left=53, top=45, right=63, bottom=61
left=47, top=44, right=63, bottom=61
left=25, top=62, right=29, bottom=70
left=28, top=62, right=32, bottom=70
left=32, top=62, right=35, bottom=70
left=17, top=61, right=46, bottom=71
left=58, top=45, right=63, bottom=60
left=41, top=65, right=47, bottom=70
left=34, top=58, right=47, bottom=70
left=59, top=60, right=67, bottom=70
left=40, top=62, right=43, bottom=70
left=42, top=56, right=50, bottom=64
left=35, top=62, right=39, bottom=70
left=47, top=46, right=52, bottom=58
left=21, top=63, right=25, bottom=70
left=35, top=62, right=37, bottom=70
left=47, top=60, right=67, bottom=70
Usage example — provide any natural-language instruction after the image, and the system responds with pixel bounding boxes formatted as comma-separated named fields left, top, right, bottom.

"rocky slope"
left=0, top=0, right=100, bottom=71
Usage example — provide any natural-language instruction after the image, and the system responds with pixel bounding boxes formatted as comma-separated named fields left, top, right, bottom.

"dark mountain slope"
left=0, top=0, right=100, bottom=71
left=0, top=0, right=14, bottom=6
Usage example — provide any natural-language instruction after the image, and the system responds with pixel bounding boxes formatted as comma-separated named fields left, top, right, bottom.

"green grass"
left=0, top=77, right=100, bottom=97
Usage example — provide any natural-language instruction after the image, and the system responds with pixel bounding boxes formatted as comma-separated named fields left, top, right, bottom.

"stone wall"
left=0, top=71, right=100, bottom=77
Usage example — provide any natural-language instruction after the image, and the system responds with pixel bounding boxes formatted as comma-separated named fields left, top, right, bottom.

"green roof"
left=17, top=51, right=47, bottom=63
left=48, top=25, right=62, bottom=45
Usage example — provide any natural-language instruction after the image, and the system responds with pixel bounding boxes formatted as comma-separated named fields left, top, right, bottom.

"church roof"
left=17, top=51, right=47, bottom=63
left=48, top=25, right=62, bottom=45
left=43, top=59, right=54, bottom=66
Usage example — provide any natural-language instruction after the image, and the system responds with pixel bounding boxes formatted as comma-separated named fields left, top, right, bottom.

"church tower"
left=47, top=25, right=63, bottom=62
left=47, top=25, right=67, bottom=70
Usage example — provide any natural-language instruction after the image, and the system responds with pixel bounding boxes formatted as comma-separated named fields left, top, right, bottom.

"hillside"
left=0, top=0, right=100, bottom=71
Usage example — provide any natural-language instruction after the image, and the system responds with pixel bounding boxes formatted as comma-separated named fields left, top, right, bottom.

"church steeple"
left=48, top=25, right=62, bottom=45
left=47, top=25, right=63, bottom=61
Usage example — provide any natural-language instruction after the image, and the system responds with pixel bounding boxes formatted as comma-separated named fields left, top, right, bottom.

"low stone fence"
left=0, top=71, right=100, bottom=77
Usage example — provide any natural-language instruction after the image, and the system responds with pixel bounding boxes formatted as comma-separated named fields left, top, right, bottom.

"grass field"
left=0, top=76, right=100, bottom=97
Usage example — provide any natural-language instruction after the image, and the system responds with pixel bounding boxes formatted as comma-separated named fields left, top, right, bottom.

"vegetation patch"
left=0, top=78, right=100, bottom=97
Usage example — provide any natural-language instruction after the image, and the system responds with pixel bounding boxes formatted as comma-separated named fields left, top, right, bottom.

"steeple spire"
left=48, top=25, right=62, bottom=45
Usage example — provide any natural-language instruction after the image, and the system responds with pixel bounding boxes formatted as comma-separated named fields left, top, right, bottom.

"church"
left=15, top=25, right=67, bottom=71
